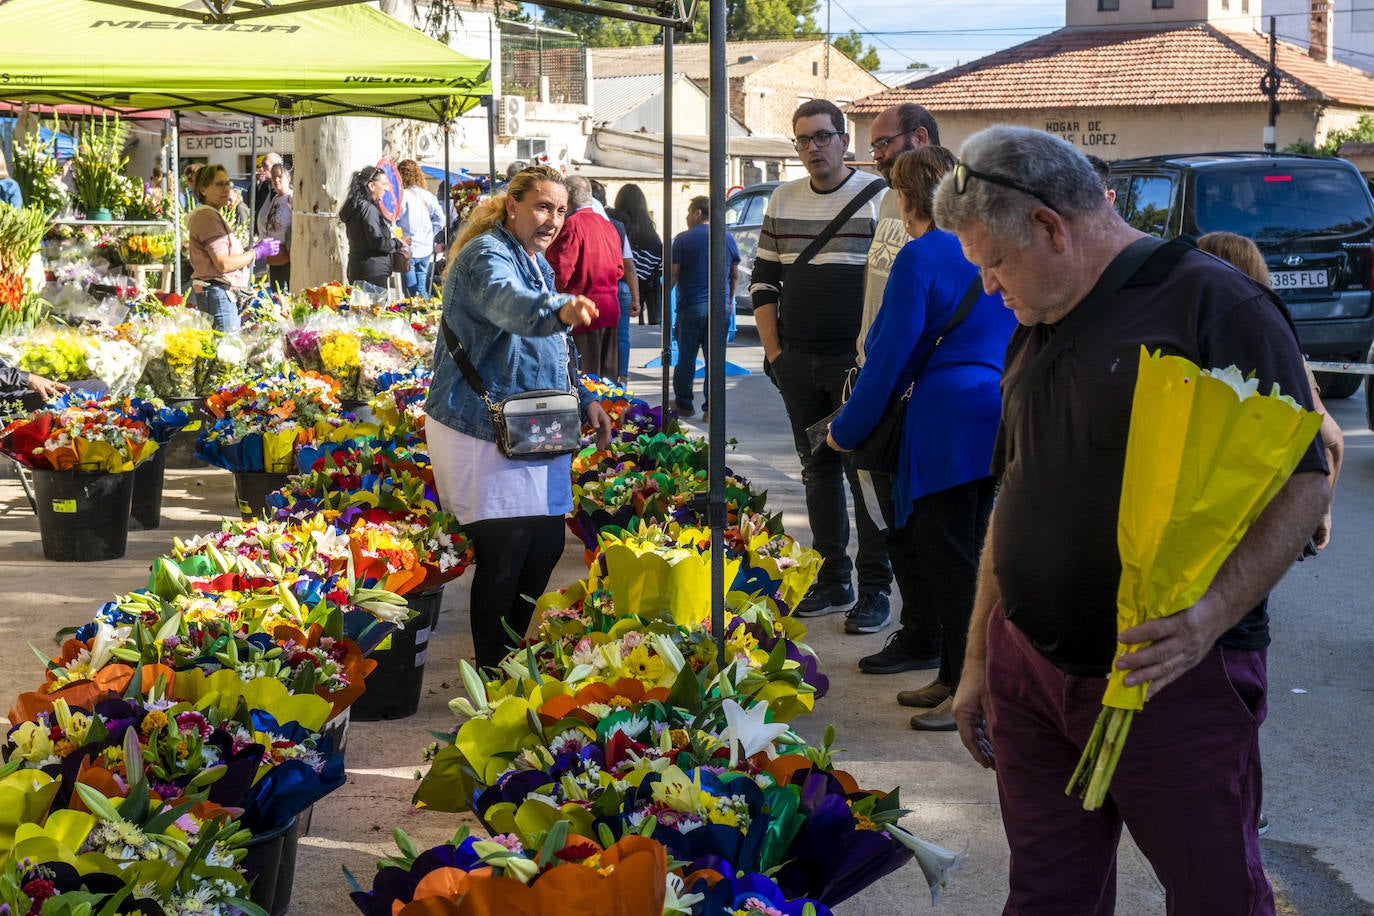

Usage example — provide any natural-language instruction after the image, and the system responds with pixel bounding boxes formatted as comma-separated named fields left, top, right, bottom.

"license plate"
left=1270, top=269, right=1328, bottom=289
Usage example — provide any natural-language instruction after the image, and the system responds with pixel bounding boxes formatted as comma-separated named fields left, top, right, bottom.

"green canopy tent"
left=0, top=0, right=491, bottom=122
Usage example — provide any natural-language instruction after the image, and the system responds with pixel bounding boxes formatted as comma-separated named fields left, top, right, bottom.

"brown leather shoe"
left=909, top=697, right=957, bottom=731
left=897, top=679, right=951, bottom=710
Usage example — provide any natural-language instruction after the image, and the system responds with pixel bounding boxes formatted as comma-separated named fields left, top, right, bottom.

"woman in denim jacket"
left=426, top=165, right=613, bottom=669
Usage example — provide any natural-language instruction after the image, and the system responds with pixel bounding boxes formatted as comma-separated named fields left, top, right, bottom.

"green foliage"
left=10, top=115, right=68, bottom=215
left=1286, top=112, right=1374, bottom=157
left=906, top=60, right=932, bottom=70
left=71, top=113, right=129, bottom=216
left=535, top=0, right=821, bottom=45
left=832, top=29, right=880, bottom=70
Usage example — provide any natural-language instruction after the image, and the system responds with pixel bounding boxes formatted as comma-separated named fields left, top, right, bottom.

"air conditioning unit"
left=499, top=95, right=526, bottom=138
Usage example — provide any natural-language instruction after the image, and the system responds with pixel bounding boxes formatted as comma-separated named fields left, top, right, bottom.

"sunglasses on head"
left=953, top=162, right=1056, bottom=211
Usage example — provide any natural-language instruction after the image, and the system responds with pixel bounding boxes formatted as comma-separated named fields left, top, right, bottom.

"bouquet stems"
left=1067, top=706, right=1134, bottom=810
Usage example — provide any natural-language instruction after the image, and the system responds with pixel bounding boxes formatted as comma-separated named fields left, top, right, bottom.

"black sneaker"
left=794, top=581, right=855, bottom=617
left=844, top=592, right=891, bottom=634
left=675, top=402, right=695, bottom=418
left=859, top=632, right=942, bottom=675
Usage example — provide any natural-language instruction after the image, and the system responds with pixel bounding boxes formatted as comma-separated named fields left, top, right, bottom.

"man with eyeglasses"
left=934, top=125, right=1329, bottom=913
left=751, top=99, right=891, bottom=627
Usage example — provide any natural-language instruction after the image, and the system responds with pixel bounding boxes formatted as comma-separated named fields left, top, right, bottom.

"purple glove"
left=251, top=238, right=282, bottom=261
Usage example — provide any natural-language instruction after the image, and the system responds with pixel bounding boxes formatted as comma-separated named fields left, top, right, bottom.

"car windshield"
left=1195, top=165, right=1374, bottom=240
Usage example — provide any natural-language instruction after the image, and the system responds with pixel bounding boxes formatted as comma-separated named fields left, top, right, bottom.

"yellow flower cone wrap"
left=1103, top=347, right=1322, bottom=711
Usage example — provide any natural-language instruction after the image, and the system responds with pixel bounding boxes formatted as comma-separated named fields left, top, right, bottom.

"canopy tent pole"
left=660, top=29, right=673, bottom=411
left=486, top=96, right=497, bottom=194
left=707, top=0, right=726, bottom=667
left=248, top=116, right=258, bottom=233
left=442, top=119, right=452, bottom=256
left=171, top=112, right=182, bottom=293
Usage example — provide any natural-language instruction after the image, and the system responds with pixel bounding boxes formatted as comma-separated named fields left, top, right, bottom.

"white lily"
left=87, top=621, right=133, bottom=671
left=662, top=873, right=705, bottom=914
left=885, top=825, right=967, bottom=905
left=651, top=632, right=686, bottom=674
left=1204, top=364, right=1261, bottom=401
left=721, top=698, right=789, bottom=766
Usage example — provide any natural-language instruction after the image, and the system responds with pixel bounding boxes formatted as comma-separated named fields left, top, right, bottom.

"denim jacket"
left=426, top=225, right=590, bottom=440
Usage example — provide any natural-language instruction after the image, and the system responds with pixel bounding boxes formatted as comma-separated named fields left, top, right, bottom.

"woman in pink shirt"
left=185, top=164, right=279, bottom=330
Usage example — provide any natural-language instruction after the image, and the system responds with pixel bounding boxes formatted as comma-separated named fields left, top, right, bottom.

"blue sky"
left=823, top=0, right=1065, bottom=71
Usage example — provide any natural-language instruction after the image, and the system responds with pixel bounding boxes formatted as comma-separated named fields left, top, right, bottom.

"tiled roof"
left=846, top=24, right=1374, bottom=115
left=590, top=40, right=822, bottom=80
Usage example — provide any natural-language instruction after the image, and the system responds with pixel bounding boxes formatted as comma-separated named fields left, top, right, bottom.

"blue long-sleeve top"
left=830, top=228, right=1016, bottom=527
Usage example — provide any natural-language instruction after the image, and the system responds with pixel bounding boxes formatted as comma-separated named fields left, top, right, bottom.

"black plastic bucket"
left=162, top=398, right=208, bottom=470
left=232, top=472, right=292, bottom=520
left=130, top=448, right=168, bottom=530
left=32, top=469, right=135, bottom=562
left=350, top=590, right=441, bottom=721
left=239, top=814, right=298, bottom=916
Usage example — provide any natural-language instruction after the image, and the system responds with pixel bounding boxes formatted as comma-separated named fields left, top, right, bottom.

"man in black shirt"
left=751, top=99, right=894, bottom=633
left=933, top=126, right=1329, bottom=914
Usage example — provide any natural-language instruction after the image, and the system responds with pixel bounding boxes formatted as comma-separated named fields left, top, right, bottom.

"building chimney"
left=1310, top=0, right=1334, bottom=65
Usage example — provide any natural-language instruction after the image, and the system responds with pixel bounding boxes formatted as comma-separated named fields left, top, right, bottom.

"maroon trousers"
left=985, top=608, right=1273, bottom=916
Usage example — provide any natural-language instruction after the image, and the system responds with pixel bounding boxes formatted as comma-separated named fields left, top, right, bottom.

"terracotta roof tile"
left=846, top=24, right=1374, bottom=115
left=590, top=39, right=822, bottom=80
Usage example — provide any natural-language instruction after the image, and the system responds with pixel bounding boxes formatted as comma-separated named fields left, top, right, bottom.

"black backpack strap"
left=789, top=175, right=885, bottom=274
left=1002, top=236, right=1193, bottom=439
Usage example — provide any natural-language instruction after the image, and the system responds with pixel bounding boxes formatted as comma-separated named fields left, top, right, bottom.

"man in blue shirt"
left=671, top=196, right=738, bottom=417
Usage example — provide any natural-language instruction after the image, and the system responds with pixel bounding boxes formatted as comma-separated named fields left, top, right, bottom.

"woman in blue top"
left=426, top=165, right=612, bottom=670
left=828, top=147, right=1016, bottom=730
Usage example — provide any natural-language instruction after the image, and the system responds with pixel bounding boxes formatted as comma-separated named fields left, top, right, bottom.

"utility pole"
left=1261, top=15, right=1281, bottom=152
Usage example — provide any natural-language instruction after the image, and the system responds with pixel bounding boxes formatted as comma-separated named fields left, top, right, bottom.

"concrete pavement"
left=0, top=316, right=1369, bottom=913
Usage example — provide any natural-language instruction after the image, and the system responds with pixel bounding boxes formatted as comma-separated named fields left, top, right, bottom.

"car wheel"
left=1315, top=371, right=1362, bottom=400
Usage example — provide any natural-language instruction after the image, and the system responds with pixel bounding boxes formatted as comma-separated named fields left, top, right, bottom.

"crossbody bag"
left=441, top=319, right=582, bottom=459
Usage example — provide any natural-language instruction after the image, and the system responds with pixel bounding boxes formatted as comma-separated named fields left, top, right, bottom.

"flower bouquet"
left=0, top=203, right=50, bottom=334
left=0, top=773, right=263, bottom=915
left=0, top=404, right=159, bottom=472
left=10, top=117, right=69, bottom=215
left=348, top=826, right=672, bottom=916
left=364, top=370, right=431, bottom=444
left=1068, top=349, right=1323, bottom=809
left=139, top=324, right=221, bottom=398
left=70, top=114, right=129, bottom=219
left=119, top=232, right=175, bottom=266
left=301, top=282, right=349, bottom=313
left=15, top=327, right=91, bottom=382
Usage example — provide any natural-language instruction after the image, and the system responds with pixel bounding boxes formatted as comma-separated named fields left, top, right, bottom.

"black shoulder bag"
left=763, top=176, right=884, bottom=385
left=440, top=319, right=582, bottom=459
left=846, top=274, right=985, bottom=473
left=999, top=236, right=1194, bottom=462
left=788, top=176, right=886, bottom=276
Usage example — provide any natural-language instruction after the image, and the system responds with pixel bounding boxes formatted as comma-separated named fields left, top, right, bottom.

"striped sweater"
left=750, top=168, right=886, bottom=354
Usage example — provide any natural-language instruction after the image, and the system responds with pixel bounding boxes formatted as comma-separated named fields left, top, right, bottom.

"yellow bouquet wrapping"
left=1069, top=347, right=1322, bottom=809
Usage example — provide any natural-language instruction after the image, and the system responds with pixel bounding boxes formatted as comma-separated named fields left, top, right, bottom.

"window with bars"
left=499, top=31, right=588, bottom=105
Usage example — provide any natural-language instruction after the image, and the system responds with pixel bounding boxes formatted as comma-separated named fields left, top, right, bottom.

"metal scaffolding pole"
left=708, top=0, right=726, bottom=666
left=661, top=30, right=674, bottom=411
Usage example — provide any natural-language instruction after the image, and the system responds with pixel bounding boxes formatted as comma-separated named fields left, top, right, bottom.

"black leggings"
left=465, top=515, right=567, bottom=670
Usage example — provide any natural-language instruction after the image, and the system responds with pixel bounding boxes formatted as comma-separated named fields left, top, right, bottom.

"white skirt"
left=425, top=414, right=573, bottom=523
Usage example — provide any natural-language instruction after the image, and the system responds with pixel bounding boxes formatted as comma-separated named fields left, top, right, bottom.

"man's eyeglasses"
left=953, top=162, right=1056, bottom=210
left=793, top=129, right=842, bottom=152
left=869, top=129, right=915, bottom=155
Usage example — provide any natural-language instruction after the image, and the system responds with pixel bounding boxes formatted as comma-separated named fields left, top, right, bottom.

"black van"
left=1108, top=152, right=1374, bottom=397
